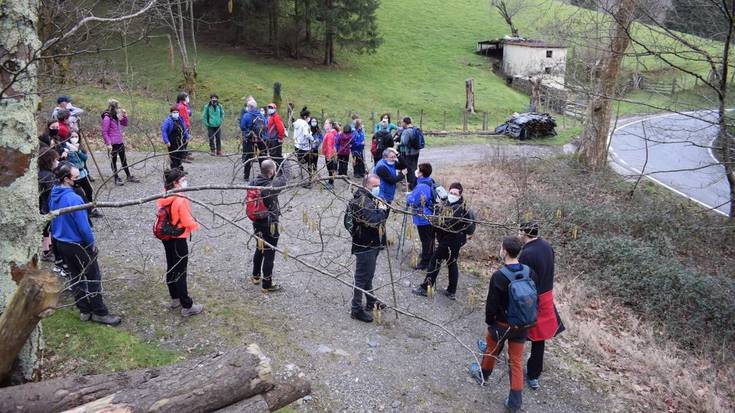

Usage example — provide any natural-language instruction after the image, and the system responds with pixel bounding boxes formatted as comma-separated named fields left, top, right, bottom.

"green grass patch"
left=43, top=308, right=180, bottom=375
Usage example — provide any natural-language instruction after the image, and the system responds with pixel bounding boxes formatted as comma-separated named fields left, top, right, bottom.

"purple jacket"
left=101, top=113, right=128, bottom=145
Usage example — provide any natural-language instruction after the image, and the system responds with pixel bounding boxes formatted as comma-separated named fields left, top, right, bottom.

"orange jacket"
left=157, top=195, right=199, bottom=238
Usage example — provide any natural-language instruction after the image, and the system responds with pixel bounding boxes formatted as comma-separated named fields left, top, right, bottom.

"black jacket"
left=38, top=168, right=55, bottom=214
left=432, top=196, right=470, bottom=245
left=249, top=162, right=291, bottom=224
left=350, top=187, right=388, bottom=254
left=485, top=263, right=539, bottom=326
left=519, top=238, right=555, bottom=294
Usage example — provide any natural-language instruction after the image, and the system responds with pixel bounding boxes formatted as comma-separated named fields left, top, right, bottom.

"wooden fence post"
left=321, top=109, right=325, bottom=121
left=419, top=109, right=424, bottom=130
left=462, top=110, right=468, bottom=133
left=396, top=109, right=400, bottom=122
left=482, top=111, right=488, bottom=131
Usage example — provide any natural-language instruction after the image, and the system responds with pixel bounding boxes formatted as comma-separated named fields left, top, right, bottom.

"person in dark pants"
left=348, top=174, right=389, bottom=322
left=336, top=124, right=353, bottom=177
left=101, top=99, right=139, bottom=186
left=202, top=93, right=225, bottom=156
left=373, top=148, right=407, bottom=210
left=157, top=168, right=203, bottom=316
left=398, top=116, right=421, bottom=190
left=518, top=221, right=564, bottom=390
left=406, top=163, right=438, bottom=270
left=322, top=120, right=338, bottom=188
left=470, top=236, right=538, bottom=413
left=266, top=103, right=286, bottom=165
left=176, top=92, right=193, bottom=162
left=240, top=99, right=268, bottom=181
left=309, top=117, right=323, bottom=176
left=249, top=158, right=292, bottom=292
left=162, top=105, right=189, bottom=170
left=49, top=163, right=121, bottom=325
left=413, top=182, right=470, bottom=300
left=351, top=118, right=366, bottom=178
left=38, top=145, right=59, bottom=263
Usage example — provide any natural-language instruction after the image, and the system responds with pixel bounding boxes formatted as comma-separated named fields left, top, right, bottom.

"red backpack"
left=245, top=188, right=269, bottom=221
left=153, top=204, right=185, bottom=240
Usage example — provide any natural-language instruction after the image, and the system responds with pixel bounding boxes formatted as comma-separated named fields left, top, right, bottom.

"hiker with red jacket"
left=176, top=92, right=193, bottom=162
left=266, top=103, right=286, bottom=165
left=248, top=158, right=292, bottom=293
left=336, top=123, right=354, bottom=176
left=156, top=168, right=203, bottom=317
left=322, top=120, right=338, bottom=189
left=470, top=236, right=539, bottom=413
left=518, top=221, right=564, bottom=390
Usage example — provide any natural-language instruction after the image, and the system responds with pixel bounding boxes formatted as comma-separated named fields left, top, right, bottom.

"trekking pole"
left=79, top=129, right=105, bottom=181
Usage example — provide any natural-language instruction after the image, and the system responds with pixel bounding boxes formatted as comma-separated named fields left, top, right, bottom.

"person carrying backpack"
left=248, top=158, right=292, bottom=293
left=469, top=236, right=539, bottom=413
left=240, top=99, right=268, bottom=181
left=202, top=93, right=225, bottom=156
left=398, top=116, right=423, bottom=190
left=155, top=168, right=203, bottom=317
left=162, top=105, right=190, bottom=170
left=406, top=163, right=439, bottom=270
left=412, top=182, right=471, bottom=300
left=266, top=103, right=286, bottom=165
left=371, top=119, right=394, bottom=166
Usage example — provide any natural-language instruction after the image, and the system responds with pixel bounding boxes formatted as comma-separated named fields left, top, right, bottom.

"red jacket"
left=157, top=195, right=199, bottom=239
left=177, top=102, right=191, bottom=128
left=267, top=112, right=286, bottom=142
left=58, top=121, right=70, bottom=140
left=322, top=130, right=337, bottom=160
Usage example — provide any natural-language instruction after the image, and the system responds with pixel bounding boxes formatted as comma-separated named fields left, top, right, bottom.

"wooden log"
left=213, top=395, right=269, bottom=413
left=213, top=378, right=311, bottom=413
left=0, top=260, right=60, bottom=384
left=0, top=345, right=273, bottom=413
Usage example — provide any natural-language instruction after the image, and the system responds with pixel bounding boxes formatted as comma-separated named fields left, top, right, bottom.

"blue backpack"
left=411, top=127, right=426, bottom=150
left=500, top=265, right=538, bottom=329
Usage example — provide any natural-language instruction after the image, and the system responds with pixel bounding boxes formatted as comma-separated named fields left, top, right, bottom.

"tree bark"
left=0, top=344, right=274, bottom=413
left=213, top=379, right=311, bottom=412
left=465, top=78, right=475, bottom=113
left=577, top=0, right=637, bottom=170
left=718, top=2, right=735, bottom=218
left=0, top=0, right=45, bottom=385
left=323, top=0, right=335, bottom=65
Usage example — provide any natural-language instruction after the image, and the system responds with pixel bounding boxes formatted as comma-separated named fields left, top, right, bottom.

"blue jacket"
left=352, top=128, right=365, bottom=153
left=407, top=176, right=435, bottom=226
left=49, top=186, right=95, bottom=247
left=374, top=159, right=404, bottom=202
left=311, top=130, right=323, bottom=151
left=65, top=145, right=88, bottom=179
left=161, top=116, right=189, bottom=145
left=240, top=109, right=263, bottom=135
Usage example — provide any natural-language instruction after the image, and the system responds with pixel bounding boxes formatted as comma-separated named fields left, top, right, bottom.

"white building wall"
left=502, top=45, right=567, bottom=83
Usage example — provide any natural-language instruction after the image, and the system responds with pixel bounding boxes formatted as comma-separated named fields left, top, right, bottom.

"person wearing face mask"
left=308, top=117, right=323, bottom=177
left=373, top=112, right=398, bottom=134
left=240, top=99, right=268, bottom=181
left=406, top=163, right=440, bottom=270
left=413, top=182, right=472, bottom=300
left=351, top=118, right=366, bottom=179
left=248, top=158, right=292, bottom=293
left=266, top=103, right=286, bottom=165
left=162, top=105, right=190, bottom=170
left=293, top=107, right=313, bottom=185
left=102, top=99, right=139, bottom=186
left=49, top=163, right=122, bottom=325
left=322, top=120, right=338, bottom=189
left=373, top=148, right=406, bottom=208
left=202, top=93, right=225, bottom=156
left=38, top=145, right=60, bottom=264
left=156, top=168, right=204, bottom=317
left=176, top=92, right=193, bottom=162
left=347, top=173, right=389, bottom=322
left=63, top=133, right=103, bottom=218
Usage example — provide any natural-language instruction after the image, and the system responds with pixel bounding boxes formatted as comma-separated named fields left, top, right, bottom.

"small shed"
left=476, top=38, right=567, bottom=85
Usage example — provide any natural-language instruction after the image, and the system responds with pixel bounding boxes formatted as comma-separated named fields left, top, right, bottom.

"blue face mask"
left=371, top=186, right=381, bottom=197
left=386, top=160, right=395, bottom=166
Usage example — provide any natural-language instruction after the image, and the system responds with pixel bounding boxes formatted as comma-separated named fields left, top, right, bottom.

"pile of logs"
left=0, top=344, right=310, bottom=413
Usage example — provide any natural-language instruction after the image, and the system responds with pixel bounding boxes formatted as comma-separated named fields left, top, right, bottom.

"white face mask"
left=310, top=121, right=317, bottom=127
left=52, top=160, right=59, bottom=169
left=386, top=160, right=395, bottom=166
left=171, top=112, right=180, bottom=119
left=260, top=110, right=266, bottom=116
left=447, top=194, right=460, bottom=204
left=70, top=137, right=79, bottom=144
left=268, top=108, right=276, bottom=115
left=179, top=180, right=188, bottom=188
left=185, top=96, right=190, bottom=104
left=371, top=186, right=381, bottom=197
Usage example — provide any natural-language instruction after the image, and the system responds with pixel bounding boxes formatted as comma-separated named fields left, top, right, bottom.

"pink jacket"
left=101, top=113, right=128, bottom=145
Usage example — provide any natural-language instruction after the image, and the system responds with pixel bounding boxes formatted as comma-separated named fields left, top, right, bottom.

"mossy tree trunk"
left=0, top=0, right=44, bottom=384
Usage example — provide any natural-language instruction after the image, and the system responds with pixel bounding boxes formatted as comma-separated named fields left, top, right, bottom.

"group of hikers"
left=37, top=93, right=563, bottom=412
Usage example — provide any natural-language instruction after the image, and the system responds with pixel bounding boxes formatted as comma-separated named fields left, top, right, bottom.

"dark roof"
left=476, top=38, right=566, bottom=49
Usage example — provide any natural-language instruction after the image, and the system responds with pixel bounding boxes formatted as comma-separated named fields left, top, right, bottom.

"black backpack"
left=248, top=113, right=267, bottom=142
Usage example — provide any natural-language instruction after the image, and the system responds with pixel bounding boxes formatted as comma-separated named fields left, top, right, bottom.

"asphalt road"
left=609, top=111, right=730, bottom=216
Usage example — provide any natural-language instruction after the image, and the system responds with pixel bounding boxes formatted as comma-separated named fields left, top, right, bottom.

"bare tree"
left=491, top=0, right=530, bottom=37
left=152, top=0, right=198, bottom=91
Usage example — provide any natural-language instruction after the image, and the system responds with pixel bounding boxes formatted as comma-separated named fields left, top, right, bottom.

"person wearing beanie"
left=201, top=93, right=225, bottom=156
left=49, top=162, right=122, bottom=326
left=161, top=104, right=190, bottom=170
left=156, top=168, right=203, bottom=317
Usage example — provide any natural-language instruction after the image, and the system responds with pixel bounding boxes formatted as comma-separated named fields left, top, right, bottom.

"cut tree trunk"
left=0, top=261, right=60, bottom=384
left=0, top=344, right=274, bottom=413
left=213, top=378, right=311, bottom=412
left=465, top=78, right=475, bottom=113
left=577, top=0, right=637, bottom=170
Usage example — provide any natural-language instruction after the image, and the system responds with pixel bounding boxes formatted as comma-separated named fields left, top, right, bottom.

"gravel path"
left=83, top=143, right=605, bottom=412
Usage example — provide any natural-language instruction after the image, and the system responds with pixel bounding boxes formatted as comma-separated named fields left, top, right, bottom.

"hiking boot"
left=443, top=289, right=456, bottom=301
left=170, top=298, right=181, bottom=309
left=468, top=362, right=487, bottom=386
left=91, top=314, right=122, bottom=326
left=250, top=275, right=261, bottom=285
left=90, top=208, right=104, bottom=218
left=216, top=150, right=223, bottom=156
left=181, top=303, right=204, bottom=317
left=504, top=398, right=519, bottom=412
left=40, top=250, right=54, bottom=262
left=53, top=265, right=69, bottom=277
left=413, top=264, right=428, bottom=271
left=210, top=150, right=216, bottom=156
left=261, top=284, right=283, bottom=293
left=186, top=154, right=194, bottom=160
left=127, top=175, right=141, bottom=183
left=527, top=378, right=540, bottom=390
left=114, top=176, right=124, bottom=186
left=350, top=309, right=373, bottom=323
left=79, top=312, right=91, bottom=322
left=412, top=286, right=428, bottom=297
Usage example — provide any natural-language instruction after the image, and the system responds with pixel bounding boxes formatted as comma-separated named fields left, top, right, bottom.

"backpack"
left=370, top=134, right=379, bottom=158
left=245, top=188, right=270, bottom=221
left=463, top=208, right=477, bottom=235
left=248, top=114, right=267, bottom=142
left=153, top=204, right=185, bottom=241
left=499, top=265, right=538, bottom=329
left=343, top=202, right=355, bottom=235
left=411, top=127, right=426, bottom=150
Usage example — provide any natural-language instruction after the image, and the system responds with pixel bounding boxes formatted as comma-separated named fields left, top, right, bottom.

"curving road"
left=609, top=111, right=730, bottom=216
